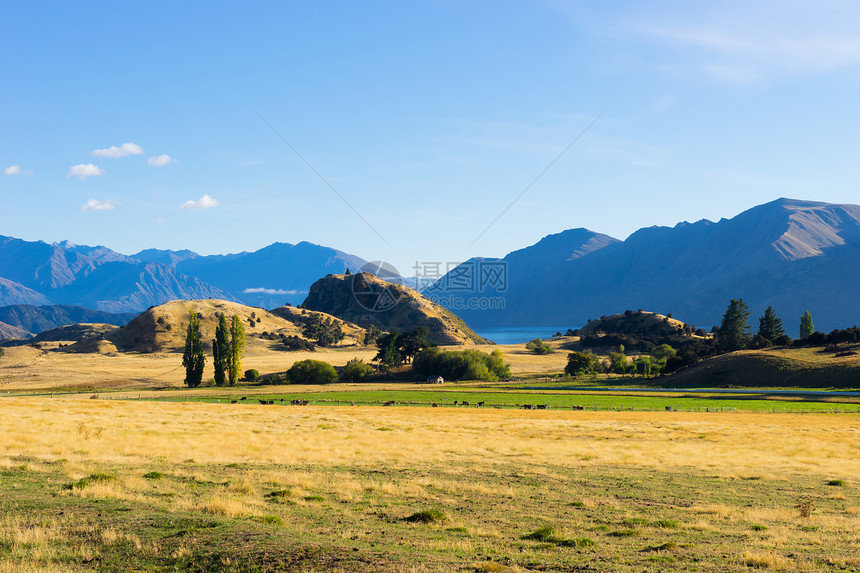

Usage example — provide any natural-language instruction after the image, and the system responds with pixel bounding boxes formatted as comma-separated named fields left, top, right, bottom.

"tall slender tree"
left=212, top=313, right=230, bottom=386
left=717, top=298, right=752, bottom=352
left=228, top=314, right=246, bottom=386
left=182, top=310, right=205, bottom=388
left=799, top=310, right=814, bottom=339
left=757, top=306, right=785, bottom=340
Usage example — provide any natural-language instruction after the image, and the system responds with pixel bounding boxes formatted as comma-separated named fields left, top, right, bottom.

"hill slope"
left=67, top=299, right=366, bottom=353
left=302, top=273, right=488, bottom=345
left=663, top=345, right=860, bottom=389
left=433, top=199, right=860, bottom=333
left=0, top=321, right=30, bottom=341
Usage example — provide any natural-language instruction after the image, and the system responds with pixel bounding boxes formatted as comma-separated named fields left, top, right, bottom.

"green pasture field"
left=147, top=387, right=860, bottom=413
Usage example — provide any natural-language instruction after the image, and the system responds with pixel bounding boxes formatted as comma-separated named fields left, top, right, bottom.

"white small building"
left=426, top=375, right=444, bottom=384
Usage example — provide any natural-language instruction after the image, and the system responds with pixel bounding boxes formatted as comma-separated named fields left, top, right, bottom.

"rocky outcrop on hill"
left=301, top=273, right=488, bottom=345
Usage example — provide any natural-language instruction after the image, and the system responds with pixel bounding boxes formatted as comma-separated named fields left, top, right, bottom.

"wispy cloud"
left=148, top=154, right=177, bottom=167
left=622, top=0, right=860, bottom=82
left=4, top=165, right=21, bottom=175
left=180, top=194, right=218, bottom=210
left=67, top=163, right=105, bottom=180
left=81, top=199, right=118, bottom=212
left=91, top=142, right=144, bottom=158
left=243, top=287, right=307, bottom=295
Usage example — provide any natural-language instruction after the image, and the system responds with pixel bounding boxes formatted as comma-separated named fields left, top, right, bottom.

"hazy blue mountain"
left=132, top=248, right=200, bottom=266
left=0, top=304, right=136, bottom=335
left=170, top=241, right=367, bottom=308
left=0, top=277, right=51, bottom=306
left=431, top=199, right=860, bottom=333
left=0, top=236, right=232, bottom=312
left=0, top=235, right=368, bottom=312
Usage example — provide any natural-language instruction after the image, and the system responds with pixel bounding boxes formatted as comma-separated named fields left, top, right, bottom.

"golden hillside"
left=66, top=299, right=364, bottom=354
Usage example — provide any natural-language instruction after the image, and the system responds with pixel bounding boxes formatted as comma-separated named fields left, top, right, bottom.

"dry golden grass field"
left=1, top=397, right=858, bottom=572
left=0, top=341, right=569, bottom=394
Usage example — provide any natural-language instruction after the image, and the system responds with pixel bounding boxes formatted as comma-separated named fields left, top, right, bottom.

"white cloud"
left=243, top=287, right=307, bottom=295
left=91, top=142, right=144, bottom=158
left=81, top=199, right=118, bottom=212
left=180, top=194, right=219, bottom=210
left=67, top=163, right=105, bottom=179
left=4, top=165, right=21, bottom=175
left=148, top=154, right=177, bottom=167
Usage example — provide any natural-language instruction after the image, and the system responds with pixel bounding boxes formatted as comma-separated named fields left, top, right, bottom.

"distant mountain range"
left=3, top=198, right=858, bottom=336
left=429, top=198, right=860, bottom=334
left=0, top=236, right=365, bottom=313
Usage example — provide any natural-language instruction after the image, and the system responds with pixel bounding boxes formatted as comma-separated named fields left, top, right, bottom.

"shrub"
left=404, top=509, right=447, bottom=523
left=244, top=369, right=260, bottom=381
left=286, top=359, right=337, bottom=384
left=282, top=335, right=315, bottom=351
left=525, top=338, right=554, bottom=355
left=413, top=347, right=510, bottom=381
left=826, top=479, right=846, bottom=486
left=339, top=358, right=374, bottom=382
left=143, top=471, right=164, bottom=480
left=63, top=473, right=116, bottom=490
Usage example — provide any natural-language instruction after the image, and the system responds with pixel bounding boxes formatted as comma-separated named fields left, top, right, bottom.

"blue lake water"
left=473, top=326, right=571, bottom=345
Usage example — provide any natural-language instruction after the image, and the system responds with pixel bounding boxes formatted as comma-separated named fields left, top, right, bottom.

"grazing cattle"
left=230, top=400, right=238, bottom=404
left=665, top=406, right=672, bottom=412
left=476, top=402, right=485, bottom=407
left=383, top=400, right=395, bottom=407
left=461, top=401, right=470, bottom=406
left=572, top=406, right=584, bottom=411
left=522, top=404, right=533, bottom=410
left=536, top=404, right=548, bottom=410
left=453, top=401, right=458, bottom=406
left=240, top=397, right=247, bottom=401
left=432, top=403, right=439, bottom=408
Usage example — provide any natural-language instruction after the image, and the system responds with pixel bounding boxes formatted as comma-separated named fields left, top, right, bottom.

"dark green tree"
left=716, top=299, right=752, bottom=352
left=363, top=324, right=382, bottom=346
left=228, top=314, right=245, bottom=386
left=799, top=310, right=814, bottom=339
left=303, top=314, right=345, bottom=347
left=182, top=310, right=205, bottom=388
left=374, top=331, right=402, bottom=369
left=212, top=313, right=230, bottom=386
left=400, top=326, right=430, bottom=363
left=757, top=306, right=785, bottom=340
left=565, top=351, right=596, bottom=376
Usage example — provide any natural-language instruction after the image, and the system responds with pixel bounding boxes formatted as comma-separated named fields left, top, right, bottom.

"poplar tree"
left=182, top=310, right=205, bottom=388
left=212, top=313, right=230, bottom=386
left=228, top=314, right=246, bottom=386
left=799, top=311, right=814, bottom=339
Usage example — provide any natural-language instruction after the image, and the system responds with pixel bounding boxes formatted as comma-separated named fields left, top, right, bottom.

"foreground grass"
left=1, top=399, right=858, bottom=571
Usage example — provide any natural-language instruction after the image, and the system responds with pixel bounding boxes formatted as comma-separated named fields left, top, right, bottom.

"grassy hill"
left=663, top=344, right=860, bottom=389
left=66, top=299, right=365, bottom=354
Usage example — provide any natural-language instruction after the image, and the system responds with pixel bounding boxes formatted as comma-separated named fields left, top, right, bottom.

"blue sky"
left=2, top=1, right=859, bottom=276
